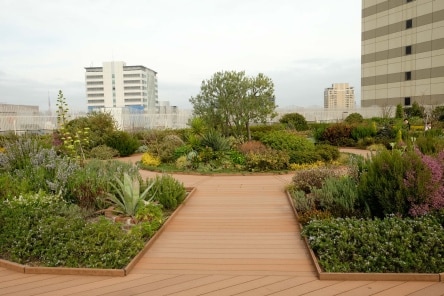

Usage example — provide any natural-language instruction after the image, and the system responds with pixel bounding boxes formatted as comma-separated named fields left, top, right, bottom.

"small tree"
left=190, top=71, right=277, bottom=140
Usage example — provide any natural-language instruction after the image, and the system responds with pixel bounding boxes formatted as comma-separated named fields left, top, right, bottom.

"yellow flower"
left=141, top=152, right=161, bottom=167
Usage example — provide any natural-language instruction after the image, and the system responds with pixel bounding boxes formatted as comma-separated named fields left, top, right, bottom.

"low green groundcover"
left=0, top=193, right=157, bottom=269
left=302, top=215, right=444, bottom=273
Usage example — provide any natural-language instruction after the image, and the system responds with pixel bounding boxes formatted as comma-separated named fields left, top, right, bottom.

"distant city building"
left=157, top=101, right=178, bottom=114
left=85, top=61, right=158, bottom=112
left=361, top=0, right=444, bottom=108
left=0, top=103, right=39, bottom=115
left=324, top=83, right=355, bottom=109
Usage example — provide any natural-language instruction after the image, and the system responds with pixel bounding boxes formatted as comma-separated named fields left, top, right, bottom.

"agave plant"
left=107, top=173, right=155, bottom=217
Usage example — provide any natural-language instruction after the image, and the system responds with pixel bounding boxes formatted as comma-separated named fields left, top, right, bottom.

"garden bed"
left=0, top=187, right=195, bottom=277
left=286, top=191, right=444, bottom=282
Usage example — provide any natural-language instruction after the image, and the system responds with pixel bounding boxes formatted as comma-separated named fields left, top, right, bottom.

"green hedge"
left=302, top=215, right=444, bottom=273
left=0, top=193, right=148, bottom=269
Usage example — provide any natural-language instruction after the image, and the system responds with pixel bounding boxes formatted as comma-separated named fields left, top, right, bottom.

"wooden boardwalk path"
left=1, top=171, right=443, bottom=295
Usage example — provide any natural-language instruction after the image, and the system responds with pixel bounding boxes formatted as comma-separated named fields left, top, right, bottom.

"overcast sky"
left=0, top=0, right=361, bottom=112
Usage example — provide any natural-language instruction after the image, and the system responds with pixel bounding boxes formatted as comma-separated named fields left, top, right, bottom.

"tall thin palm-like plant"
left=107, top=173, right=155, bottom=217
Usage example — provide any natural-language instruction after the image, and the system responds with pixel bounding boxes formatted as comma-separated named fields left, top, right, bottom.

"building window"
left=86, top=75, right=103, bottom=79
left=404, top=97, right=411, bottom=106
left=406, top=0, right=413, bottom=3
left=406, top=19, right=413, bottom=29
left=405, top=45, right=412, bottom=55
left=405, top=71, right=412, bottom=80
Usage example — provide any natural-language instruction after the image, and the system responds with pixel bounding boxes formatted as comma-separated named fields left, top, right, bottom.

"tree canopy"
left=189, top=71, right=277, bottom=140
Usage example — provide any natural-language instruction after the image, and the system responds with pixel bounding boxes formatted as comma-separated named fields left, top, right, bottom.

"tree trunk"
left=246, top=121, right=251, bottom=141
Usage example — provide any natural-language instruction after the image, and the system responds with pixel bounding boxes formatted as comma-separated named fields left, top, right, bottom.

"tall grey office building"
left=85, top=61, right=158, bottom=112
left=361, top=0, right=444, bottom=108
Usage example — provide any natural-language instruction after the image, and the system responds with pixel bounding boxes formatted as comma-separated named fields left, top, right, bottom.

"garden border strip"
left=285, top=191, right=444, bottom=282
left=0, top=187, right=196, bottom=277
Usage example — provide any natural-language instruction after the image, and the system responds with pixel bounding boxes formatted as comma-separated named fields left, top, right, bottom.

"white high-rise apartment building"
left=324, top=83, right=356, bottom=109
left=361, top=0, right=444, bottom=108
left=85, top=61, right=158, bottom=112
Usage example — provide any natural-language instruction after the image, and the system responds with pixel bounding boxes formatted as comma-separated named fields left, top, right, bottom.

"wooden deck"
left=1, top=171, right=443, bottom=295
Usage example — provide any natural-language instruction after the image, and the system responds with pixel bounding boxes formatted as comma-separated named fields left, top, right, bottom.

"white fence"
left=0, top=107, right=389, bottom=134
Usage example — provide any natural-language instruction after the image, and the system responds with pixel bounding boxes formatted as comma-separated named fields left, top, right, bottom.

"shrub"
left=65, top=111, right=116, bottom=148
left=357, top=150, right=408, bottom=217
left=105, top=131, right=140, bottom=157
left=320, top=123, right=354, bottom=146
left=200, top=129, right=230, bottom=151
left=150, top=134, right=185, bottom=163
left=356, top=137, right=375, bottom=149
left=174, top=145, right=193, bottom=159
left=344, top=113, right=364, bottom=124
left=279, top=113, right=309, bottom=131
left=289, top=161, right=325, bottom=171
left=145, top=174, right=186, bottom=210
left=357, top=149, right=444, bottom=218
left=0, top=138, right=79, bottom=196
left=175, top=156, right=189, bottom=170
left=351, top=123, right=376, bottom=140
left=0, top=193, right=147, bottom=268
left=311, top=176, right=359, bottom=218
left=404, top=150, right=444, bottom=216
left=311, top=123, right=329, bottom=143
left=238, top=140, right=267, bottom=154
left=244, top=148, right=289, bottom=171
left=141, top=152, right=161, bottom=167
left=134, top=203, right=164, bottom=237
left=227, top=150, right=246, bottom=166
left=302, top=216, right=444, bottom=273
left=89, top=145, right=119, bottom=159
left=65, top=159, right=140, bottom=210
left=107, top=173, right=155, bottom=217
left=298, top=209, right=332, bottom=226
left=415, top=135, right=444, bottom=155
left=0, top=173, right=30, bottom=200
left=374, top=124, right=397, bottom=148
left=292, top=167, right=337, bottom=194
left=289, top=150, right=321, bottom=164
left=260, top=130, right=315, bottom=152
left=315, top=144, right=340, bottom=162
left=135, top=145, right=149, bottom=153
left=250, top=123, right=285, bottom=140
left=290, top=189, right=315, bottom=213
